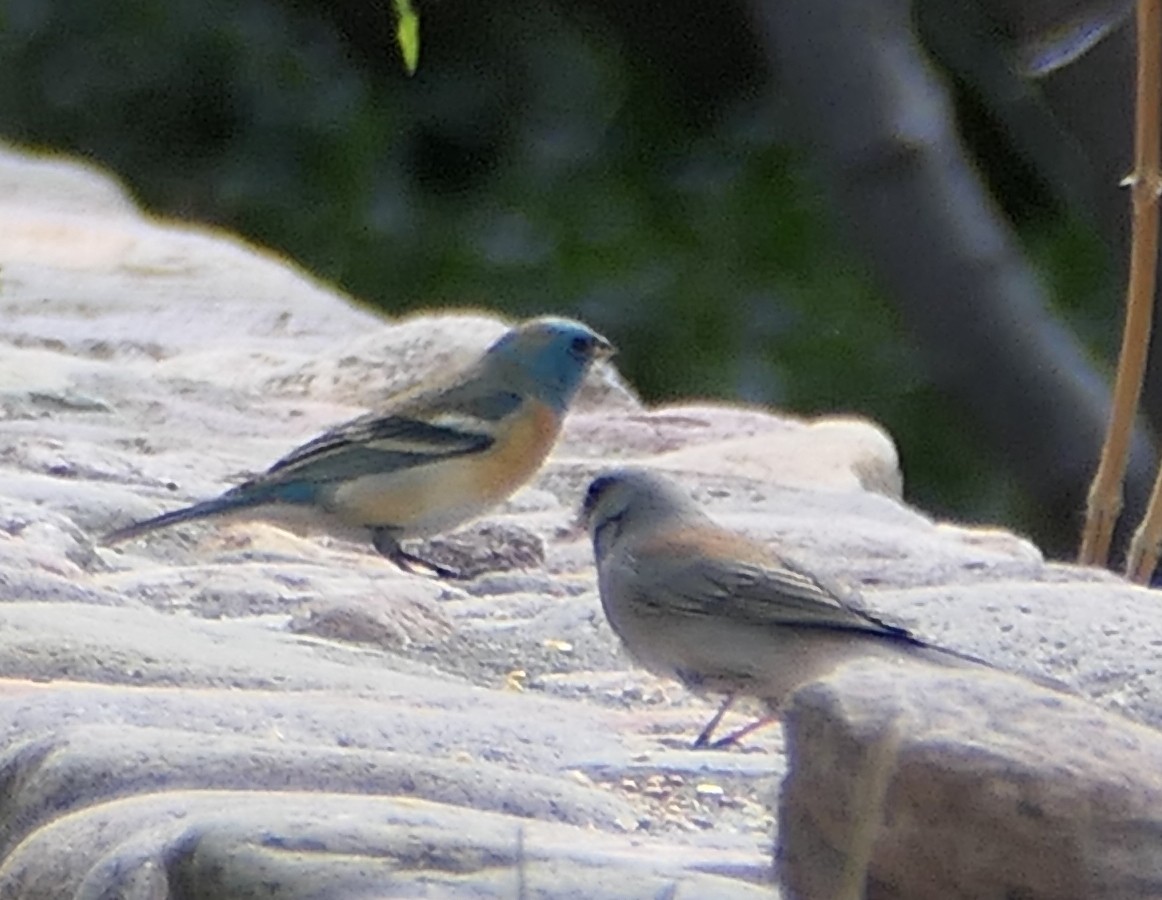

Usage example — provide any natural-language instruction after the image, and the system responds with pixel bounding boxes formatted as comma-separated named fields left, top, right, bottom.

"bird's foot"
left=370, top=528, right=463, bottom=579
left=395, top=549, right=463, bottom=580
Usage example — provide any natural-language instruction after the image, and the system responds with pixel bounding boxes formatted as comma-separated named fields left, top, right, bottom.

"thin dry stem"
left=1080, top=0, right=1162, bottom=571
left=1124, top=0, right=1162, bottom=581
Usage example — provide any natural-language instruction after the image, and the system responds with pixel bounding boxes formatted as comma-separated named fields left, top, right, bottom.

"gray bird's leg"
left=370, top=527, right=461, bottom=579
left=691, top=694, right=735, bottom=749
left=710, top=714, right=778, bottom=750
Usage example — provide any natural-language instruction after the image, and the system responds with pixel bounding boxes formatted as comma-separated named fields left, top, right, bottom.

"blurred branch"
left=916, top=0, right=1098, bottom=218
left=1009, top=0, right=1132, bottom=77
left=750, top=0, right=1156, bottom=555
left=1119, top=0, right=1162, bottom=581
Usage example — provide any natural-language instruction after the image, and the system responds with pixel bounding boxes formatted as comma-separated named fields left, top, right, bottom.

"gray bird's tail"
left=915, top=639, right=1074, bottom=695
left=103, top=492, right=260, bottom=545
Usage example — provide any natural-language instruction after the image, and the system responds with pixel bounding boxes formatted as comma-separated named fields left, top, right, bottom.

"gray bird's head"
left=580, top=468, right=708, bottom=562
left=484, top=317, right=614, bottom=413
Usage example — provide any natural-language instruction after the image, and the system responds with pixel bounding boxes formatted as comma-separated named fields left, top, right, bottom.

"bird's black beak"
left=592, top=335, right=615, bottom=360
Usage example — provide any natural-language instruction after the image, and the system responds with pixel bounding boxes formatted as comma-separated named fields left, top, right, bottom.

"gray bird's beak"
left=558, top=509, right=590, bottom=542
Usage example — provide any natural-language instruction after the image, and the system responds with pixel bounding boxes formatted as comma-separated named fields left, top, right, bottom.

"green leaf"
left=393, top=0, right=420, bottom=75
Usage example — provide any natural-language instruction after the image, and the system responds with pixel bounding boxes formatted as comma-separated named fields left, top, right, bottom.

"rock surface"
left=1, top=142, right=1161, bottom=897
left=779, top=662, right=1162, bottom=899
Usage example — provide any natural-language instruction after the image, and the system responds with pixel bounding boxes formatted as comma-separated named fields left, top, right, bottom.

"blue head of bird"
left=485, top=317, right=614, bottom=412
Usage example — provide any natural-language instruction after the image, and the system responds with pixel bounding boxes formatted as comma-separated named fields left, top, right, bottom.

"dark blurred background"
left=0, top=0, right=1156, bottom=559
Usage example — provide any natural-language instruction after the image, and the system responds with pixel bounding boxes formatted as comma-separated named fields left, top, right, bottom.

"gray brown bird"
left=580, top=467, right=993, bottom=748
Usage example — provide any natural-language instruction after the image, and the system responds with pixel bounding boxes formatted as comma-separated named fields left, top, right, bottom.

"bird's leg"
left=691, top=695, right=735, bottom=749
left=370, top=527, right=462, bottom=579
left=709, top=714, right=779, bottom=750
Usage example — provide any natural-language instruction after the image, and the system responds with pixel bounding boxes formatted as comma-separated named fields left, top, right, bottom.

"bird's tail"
left=917, top=640, right=1074, bottom=695
left=103, top=492, right=260, bottom=545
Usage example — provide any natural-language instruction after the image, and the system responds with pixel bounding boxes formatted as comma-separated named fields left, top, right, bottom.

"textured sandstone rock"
left=779, top=662, right=1162, bottom=900
left=2, top=141, right=1162, bottom=897
left=0, top=790, right=770, bottom=900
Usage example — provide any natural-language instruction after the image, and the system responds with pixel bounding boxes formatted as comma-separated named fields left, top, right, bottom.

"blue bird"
left=105, top=317, right=614, bottom=577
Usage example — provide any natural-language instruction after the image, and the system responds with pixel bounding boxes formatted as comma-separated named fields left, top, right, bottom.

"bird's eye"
left=570, top=335, right=592, bottom=355
left=582, top=475, right=614, bottom=517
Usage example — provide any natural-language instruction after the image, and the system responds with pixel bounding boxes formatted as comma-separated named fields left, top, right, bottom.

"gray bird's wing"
left=655, top=550, right=916, bottom=642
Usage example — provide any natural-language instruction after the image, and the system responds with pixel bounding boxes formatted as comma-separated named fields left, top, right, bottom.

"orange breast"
left=470, top=399, right=561, bottom=503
